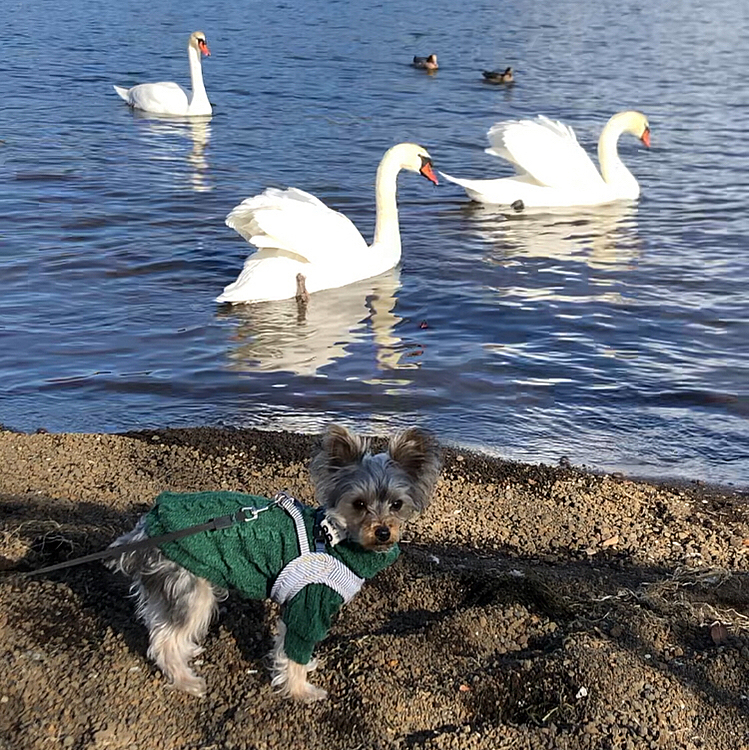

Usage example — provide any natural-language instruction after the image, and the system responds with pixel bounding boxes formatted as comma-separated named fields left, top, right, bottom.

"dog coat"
left=145, top=491, right=399, bottom=665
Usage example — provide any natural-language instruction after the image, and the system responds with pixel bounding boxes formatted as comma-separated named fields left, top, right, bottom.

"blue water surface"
left=2, top=0, right=748, bottom=485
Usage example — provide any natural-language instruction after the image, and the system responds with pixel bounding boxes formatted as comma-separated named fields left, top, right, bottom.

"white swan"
left=441, top=111, right=650, bottom=208
left=113, top=31, right=212, bottom=116
left=215, top=143, right=438, bottom=305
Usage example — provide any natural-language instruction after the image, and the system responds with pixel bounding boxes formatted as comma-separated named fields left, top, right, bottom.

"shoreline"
left=2, top=425, right=749, bottom=749
left=2, top=420, right=743, bottom=496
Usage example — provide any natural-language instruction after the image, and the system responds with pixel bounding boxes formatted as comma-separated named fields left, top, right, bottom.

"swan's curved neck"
left=372, top=155, right=402, bottom=252
left=187, top=45, right=208, bottom=110
left=598, top=117, right=638, bottom=196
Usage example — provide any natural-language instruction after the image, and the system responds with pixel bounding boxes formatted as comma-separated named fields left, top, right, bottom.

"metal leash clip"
left=234, top=504, right=272, bottom=523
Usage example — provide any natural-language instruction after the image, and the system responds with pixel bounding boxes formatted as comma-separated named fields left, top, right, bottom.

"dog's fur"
left=108, top=424, right=441, bottom=701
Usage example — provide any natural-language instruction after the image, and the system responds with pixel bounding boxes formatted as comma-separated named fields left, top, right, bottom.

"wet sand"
left=1, top=426, right=748, bottom=750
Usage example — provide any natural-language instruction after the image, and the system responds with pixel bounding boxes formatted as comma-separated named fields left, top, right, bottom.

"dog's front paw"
left=272, top=660, right=328, bottom=701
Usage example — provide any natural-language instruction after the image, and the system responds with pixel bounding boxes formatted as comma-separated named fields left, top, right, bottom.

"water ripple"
left=1, top=0, right=748, bottom=485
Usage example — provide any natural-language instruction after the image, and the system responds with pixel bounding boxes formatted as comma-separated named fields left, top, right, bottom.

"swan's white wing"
left=225, top=187, right=368, bottom=265
left=122, top=82, right=190, bottom=114
left=486, top=116, right=603, bottom=189
left=440, top=171, right=542, bottom=205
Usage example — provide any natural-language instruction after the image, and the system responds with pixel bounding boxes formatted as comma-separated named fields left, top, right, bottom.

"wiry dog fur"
left=108, top=424, right=441, bottom=701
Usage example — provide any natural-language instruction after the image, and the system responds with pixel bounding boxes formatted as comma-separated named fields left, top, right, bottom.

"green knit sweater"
left=145, top=491, right=399, bottom=664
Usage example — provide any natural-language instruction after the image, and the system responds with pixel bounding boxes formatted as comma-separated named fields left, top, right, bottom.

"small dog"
left=107, top=424, right=441, bottom=701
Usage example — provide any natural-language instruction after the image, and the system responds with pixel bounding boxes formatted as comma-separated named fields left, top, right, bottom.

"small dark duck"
left=482, top=67, right=514, bottom=84
left=413, top=54, right=439, bottom=70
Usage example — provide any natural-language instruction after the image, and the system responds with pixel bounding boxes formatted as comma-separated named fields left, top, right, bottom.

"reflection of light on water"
left=463, top=202, right=642, bottom=270
left=236, top=406, right=424, bottom=443
left=499, top=286, right=628, bottom=305
left=217, top=269, right=406, bottom=376
left=185, top=116, right=211, bottom=193
left=132, top=111, right=212, bottom=192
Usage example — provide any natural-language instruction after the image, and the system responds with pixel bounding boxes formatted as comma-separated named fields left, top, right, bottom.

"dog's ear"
left=309, top=425, right=370, bottom=505
left=321, top=424, right=369, bottom=468
left=388, top=428, right=442, bottom=512
left=388, top=428, right=440, bottom=478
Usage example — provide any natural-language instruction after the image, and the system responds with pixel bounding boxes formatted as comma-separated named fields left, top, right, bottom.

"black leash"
left=9, top=499, right=284, bottom=578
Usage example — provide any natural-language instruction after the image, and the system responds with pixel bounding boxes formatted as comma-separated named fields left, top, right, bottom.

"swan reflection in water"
left=131, top=110, right=212, bottom=192
left=218, top=268, right=409, bottom=376
left=463, top=201, right=642, bottom=270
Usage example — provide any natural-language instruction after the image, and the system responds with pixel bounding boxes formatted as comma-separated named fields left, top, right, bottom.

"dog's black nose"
left=375, top=526, right=391, bottom=543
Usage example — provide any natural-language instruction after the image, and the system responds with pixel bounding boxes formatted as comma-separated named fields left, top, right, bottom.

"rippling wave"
left=2, top=0, right=748, bottom=485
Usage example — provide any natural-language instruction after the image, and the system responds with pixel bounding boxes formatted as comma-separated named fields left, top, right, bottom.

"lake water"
left=3, top=0, right=748, bottom=486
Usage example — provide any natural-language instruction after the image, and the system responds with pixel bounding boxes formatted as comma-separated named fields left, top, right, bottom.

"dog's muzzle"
left=374, top=526, right=391, bottom=543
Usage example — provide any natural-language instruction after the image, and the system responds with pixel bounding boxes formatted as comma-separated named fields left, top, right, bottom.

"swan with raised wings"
left=113, top=31, right=212, bottom=116
left=442, top=111, right=650, bottom=208
left=215, top=143, right=438, bottom=304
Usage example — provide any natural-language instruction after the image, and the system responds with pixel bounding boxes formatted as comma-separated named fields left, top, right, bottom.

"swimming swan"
left=113, top=31, right=212, bottom=116
left=216, top=143, right=439, bottom=304
left=442, top=111, right=650, bottom=208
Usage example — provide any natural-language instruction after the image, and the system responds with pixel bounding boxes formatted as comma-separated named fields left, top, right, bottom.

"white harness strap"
left=270, top=494, right=365, bottom=606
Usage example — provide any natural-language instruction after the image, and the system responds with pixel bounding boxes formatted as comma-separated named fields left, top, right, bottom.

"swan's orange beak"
left=420, top=160, right=439, bottom=185
left=641, top=127, right=651, bottom=148
left=198, top=40, right=211, bottom=57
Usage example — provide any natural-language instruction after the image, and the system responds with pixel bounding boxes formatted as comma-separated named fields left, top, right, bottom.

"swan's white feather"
left=443, top=111, right=648, bottom=208
left=112, top=32, right=211, bottom=116
left=115, top=82, right=190, bottom=115
left=225, top=187, right=368, bottom=266
left=216, top=254, right=309, bottom=303
left=440, top=171, right=598, bottom=207
left=216, top=187, right=379, bottom=303
left=485, top=116, right=602, bottom=189
left=216, top=143, right=434, bottom=304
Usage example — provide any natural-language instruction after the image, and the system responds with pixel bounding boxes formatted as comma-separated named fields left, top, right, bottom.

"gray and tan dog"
left=108, top=424, right=441, bottom=701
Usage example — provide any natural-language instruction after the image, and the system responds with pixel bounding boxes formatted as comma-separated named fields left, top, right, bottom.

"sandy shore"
left=1, top=425, right=748, bottom=750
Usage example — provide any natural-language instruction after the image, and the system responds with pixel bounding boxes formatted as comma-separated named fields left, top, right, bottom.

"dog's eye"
left=352, top=499, right=367, bottom=511
left=390, top=499, right=403, bottom=511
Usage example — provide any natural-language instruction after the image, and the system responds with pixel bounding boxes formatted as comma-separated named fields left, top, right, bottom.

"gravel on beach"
left=1, top=425, right=749, bottom=750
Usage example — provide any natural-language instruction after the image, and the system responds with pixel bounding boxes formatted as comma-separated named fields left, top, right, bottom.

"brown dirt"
left=1, top=425, right=749, bottom=750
